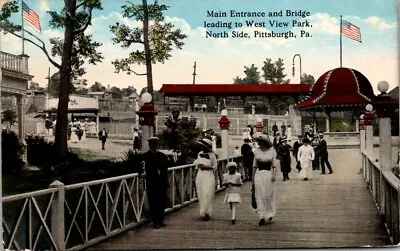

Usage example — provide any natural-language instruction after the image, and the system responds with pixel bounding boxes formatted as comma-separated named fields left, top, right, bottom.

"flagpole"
left=21, top=0, right=25, bottom=54
left=340, top=15, right=342, bottom=68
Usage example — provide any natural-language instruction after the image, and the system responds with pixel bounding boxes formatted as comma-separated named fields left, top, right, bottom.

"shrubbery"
left=2, top=130, right=25, bottom=174
left=24, top=135, right=144, bottom=180
left=25, top=134, right=56, bottom=171
left=158, top=110, right=202, bottom=165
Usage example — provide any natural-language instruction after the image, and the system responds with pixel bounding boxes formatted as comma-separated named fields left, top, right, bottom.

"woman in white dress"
left=252, top=135, right=278, bottom=226
left=286, top=125, right=292, bottom=143
left=297, top=137, right=315, bottom=181
left=194, top=138, right=217, bottom=221
left=70, top=125, right=79, bottom=143
left=223, top=162, right=242, bottom=225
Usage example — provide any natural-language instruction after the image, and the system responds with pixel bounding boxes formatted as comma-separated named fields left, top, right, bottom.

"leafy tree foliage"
left=262, top=58, right=290, bottom=84
left=2, top=109, right=17, bottom=131
left=47, top=72, right=60, bottom=97
left=159, top=109, right=201, bottom=164
left=110, top=0, right=187, bottom=94
left=48, top=72, right=89, bottom=96
left=72, top=79, right=89, bottom=95
left=300, top=73, right=315, bottom=84
left=89, top=81, right=106, bottom=92
left=110, top=86, right=123, bottom=99
left=1, top=0, right=104, bottom=158
left=233, top=64, right=261, bottom=84
left=0, top=1, right=20, bottom=33
left=2, top=130, right=24, bottom=175
left=140, top=87, right=148, bottom=96
left=29, top=82, right=46, bottom=92
left=121, top=86, right=137, bottom=97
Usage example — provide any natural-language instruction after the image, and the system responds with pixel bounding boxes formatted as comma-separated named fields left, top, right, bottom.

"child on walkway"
left=223, top=162, right=243, bottom=225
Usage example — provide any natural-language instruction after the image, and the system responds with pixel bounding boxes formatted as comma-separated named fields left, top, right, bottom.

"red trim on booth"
left=160, top=84, right=311, bottom=96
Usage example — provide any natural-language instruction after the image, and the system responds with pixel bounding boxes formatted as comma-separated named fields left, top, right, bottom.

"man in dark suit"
left=277, top=135, right=291, bottom=181
left=318, top=133, right=333, bottom=174
left=272, top=123, right=278, bottom=136
left=292, top=135, right=303, bottom=172
left=241, top=138, right=254, bottom=181
left=311, top=135, right=320, bottom=170
left=142, top=137, right=170, bottom=228
left=98, top=128, right=108, bottom=150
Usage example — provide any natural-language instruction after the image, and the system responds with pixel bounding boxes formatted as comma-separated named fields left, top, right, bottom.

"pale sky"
left=1, top=0, right=398, bottom=94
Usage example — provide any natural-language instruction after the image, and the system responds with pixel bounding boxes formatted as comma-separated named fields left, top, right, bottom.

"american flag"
left=341, top=20, right=361, bottom=42
left=22, top=1, right=41, bottom=31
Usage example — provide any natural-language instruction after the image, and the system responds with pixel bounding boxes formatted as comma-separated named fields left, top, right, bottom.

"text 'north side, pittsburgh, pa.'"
left=204, top=10, right=313, bottom=39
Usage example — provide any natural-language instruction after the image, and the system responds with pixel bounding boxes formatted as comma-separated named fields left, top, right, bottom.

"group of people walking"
left=140, top=129, right=333, bottom=228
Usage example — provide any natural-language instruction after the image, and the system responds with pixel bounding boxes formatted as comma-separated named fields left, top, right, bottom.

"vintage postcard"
left=0, top=0, right=399, bottom=250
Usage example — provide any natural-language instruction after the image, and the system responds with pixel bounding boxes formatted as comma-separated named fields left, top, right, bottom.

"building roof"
left=45, top=95, right=99, bottom=113
left=389, top=86, right=399, bottom=101
left=294, top=68, right=377, bottom=112
left=159, top=84, right=311, bottom=96
left=87, top=92, right=106, bottom=95
left=26, top=89, right=46, bottom=95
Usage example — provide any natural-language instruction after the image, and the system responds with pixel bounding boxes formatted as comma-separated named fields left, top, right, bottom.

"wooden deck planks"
left=88, top=149, right=392, bottom=249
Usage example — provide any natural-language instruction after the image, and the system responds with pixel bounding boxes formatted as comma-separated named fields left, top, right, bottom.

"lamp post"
left=364, top=103, right=374, bottom=158
left=292, top=54, right=302, bottom=83
left=219, top=109, right=230, bottom=160
left=375, top=81, right=395, bottom=173
left=136, top=92, right=157, bottom=152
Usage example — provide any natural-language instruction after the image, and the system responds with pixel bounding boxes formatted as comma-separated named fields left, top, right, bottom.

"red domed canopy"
left=295, top=68, right=376, bottom=111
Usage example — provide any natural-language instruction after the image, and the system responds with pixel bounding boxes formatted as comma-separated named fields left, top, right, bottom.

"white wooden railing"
left=362, top=151, right=400, bottom=244
left=0, top=51, right=28, bottom=73
left=2, top=156, right=243, bottom=250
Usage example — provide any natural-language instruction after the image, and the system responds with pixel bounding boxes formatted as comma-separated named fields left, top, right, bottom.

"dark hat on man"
left=244, top=138, right=252, bottom=143
left=302, top=138, right=311, bottom=144
left=197, top=138, right=213, bottom=150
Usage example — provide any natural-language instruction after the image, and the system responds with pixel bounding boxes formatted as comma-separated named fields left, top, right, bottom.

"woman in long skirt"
left=70, top=126, right=79, bottom=143
left=194, top=138, right=217, bottom=221
left=298, top=137, right=315, bottom=181
left=252, top=135, right=278, bottom=226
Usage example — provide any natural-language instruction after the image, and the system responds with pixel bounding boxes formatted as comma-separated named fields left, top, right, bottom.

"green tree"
left=140, top=87, right=148, bottom=96
left=72, top=79, right=89, bottom=95
left=159, top=110, right=201, bottom=164
left=89, top=81, right=106, bottom=92
left=1, top=0, right=104, bottom=158
left=0, top=1, right=20, bottom=33
left=233, top=76, right=243, bottom=84
left=29, top=81, right=43, bottom=91
left=2, top=109, right=17, bottom=131
left=47, top=72, right=61, bottom=97
left=110, top=86, right=122, bottom=99
left=300, top=73, right=315, bottom=84
left=233, top=64, right=260, bottom=84
left=121, top=86, right=137, bottom=97
left=110, top=0, right=187, bottom=95
left=261, top=58, right=290, bottom=84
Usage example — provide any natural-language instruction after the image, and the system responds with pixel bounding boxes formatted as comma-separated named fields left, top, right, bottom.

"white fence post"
left=49, top=180, right=65, bottom=250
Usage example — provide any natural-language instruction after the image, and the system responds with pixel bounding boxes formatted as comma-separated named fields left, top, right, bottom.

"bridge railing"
left=362, top=151, right=400, bottom=244
left=2, top=156, right=243, bottom=250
